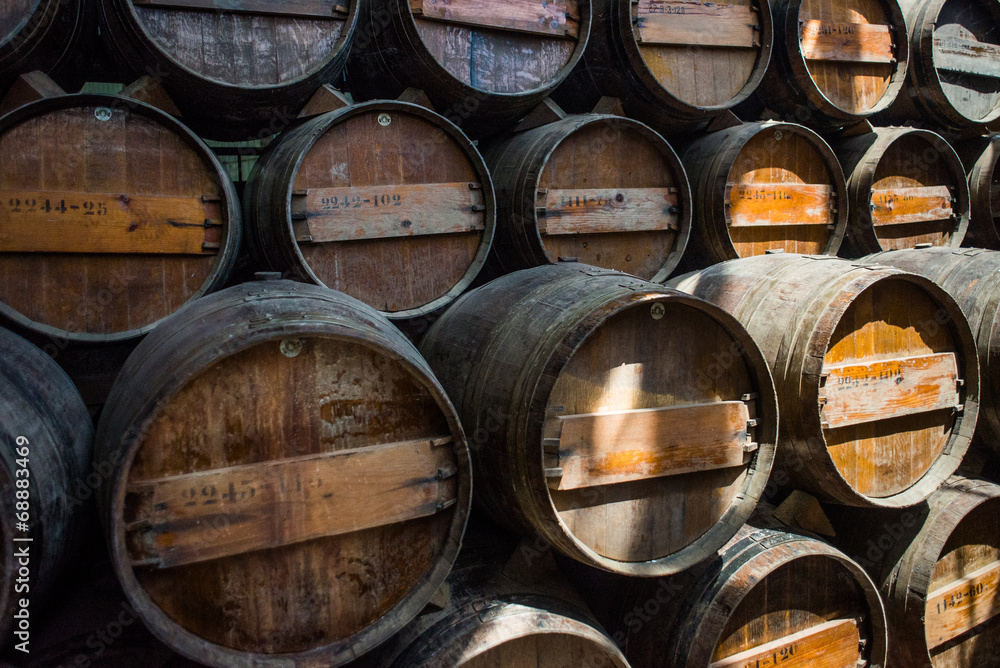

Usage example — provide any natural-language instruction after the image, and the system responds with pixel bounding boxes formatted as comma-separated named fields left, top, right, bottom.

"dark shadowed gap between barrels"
left=243, top=100, right=496, bottom=324
left=737, top=0, right=908, bottom=127
left=858, top=248, right=1000, bottom=457
left=99, top=0, right=359, bottom=141
left=93, top=278, right=472, bottom=667
left=345, top=0, right=592, bottom=139
left=668, top=253, right=978, bottom=507
left=830, top=126, right=970, bottom=257
left=878, top=0, right=1000, bottom=131
left=824, top=476, right=1000, bottom=667
left=0, top=0, right=94, bottom=92
left=551, top=0, right=773, bottom=133
left=562, top=520, right=887, bottom=668
left=954, top=135, right=1000, bottom=249
left=0, top=327, right=92, bottom=646
left=420, top=263, right=778, bottom=576
left=678, top=122, right=848, bottom=271
left=481, top=113, right=691, bottom=282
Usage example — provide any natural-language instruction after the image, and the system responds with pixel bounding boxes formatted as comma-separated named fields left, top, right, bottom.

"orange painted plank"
left=819, top=352, right=961, bottom=430
left=727, top=183, right=833, bottom=227
left=293, top=182, right=486, bottom=243
left=934, top=36, right=1000, bottom=79
left=540, top=188, right=679, bottom=235
left=799, top=21, right=895, bottom=64
left=710, top=618, right=861, bottom=668
left=871, top=186, right=953, bottom=226
left=550, top=402, right=754, bottom=490
left=926, top=560, right=1000, bottom=648
left=0, top=190, right=221, bottom=255
left=131, top=0, right=348, bottom=19
left=126, top=436, right=457, bottom=569
left=635, top=1, right=760, bottom=49
left=411, top=0, right=580, bottom=39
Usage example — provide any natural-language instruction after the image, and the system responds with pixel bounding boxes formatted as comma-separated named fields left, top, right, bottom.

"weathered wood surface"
left=926, top=559, right=1000, bottom=648
left=871, top=185, right=954, bottom=226
left=727, top=183, right=833, bottom=227
left=934, top=35, right=1000, bottom=79
left=540, top=187, right=680, bottom=235
left=635, top=1, right=760, bottom=48
left=799, top=21, right=894, bottom=63
left=131, top=0, right=349, bottom=18
left=410, top=0, right=579, bottom=38
left=710, top=618, right=861, bottom=668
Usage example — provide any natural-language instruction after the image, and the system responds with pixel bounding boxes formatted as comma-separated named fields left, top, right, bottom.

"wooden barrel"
left=744, top=0, right=908, bottom=126
left=824, top=476, right=1000, bottom=667
left=244, top=100, right=495, bottom=322
left=0, top=326, right=92, bottom=645
left=94, top=278, right=472, bottom=666
left=859, top=247, right=1000, bottom=454
left=679, top=122, right=848, bottom=269
left=482, top=114, right=691, bottom=282
left=880, top=0, right=1000, bottom=130
left=420, top=263, right=778, bottom=576
left=831, top=126, right=970, bottom=257
left=345, top=0, right=592, bottom=139
left=0, top=94, right=241, bottom=345
left=954, top=135, right=1000, bottom=249
left=99, top=0, right=359, bottom=141
left=551, top=0, right=773, bottom=130
left=0, top=0, right=92, bottom=91
left=669, top=253, right=978, bottom=507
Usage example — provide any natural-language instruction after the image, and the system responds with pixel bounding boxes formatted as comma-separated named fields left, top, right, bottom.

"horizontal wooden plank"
left=411, top=0, right=579, bottom=39
left=131, top=0, right=349, bottom=19
left=635, top=1, right=760, bottom=49
left=550, top=401, right=754, bottom=490
left=727, top=183, right=834, bottom=227
left=292, top=182, right=486, bottom=243
left=819, top=352, right=961, bottom=429
left=0, top=190, right=221, bottom=255
left=871, top=185, right=953, bottom=226
left=540, top=188, right=679, bottom=235
left=934, top=36, right=1000, bottom=79
left=799, top=20, right=895, bottom=64
left=927, top=559, right=1000, bottom=648
left=710, top=618, right=860, bottom=668
left=125, top=436, right=457, bottom=569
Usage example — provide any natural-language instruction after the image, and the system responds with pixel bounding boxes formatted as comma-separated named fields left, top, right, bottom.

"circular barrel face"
left=457, top=634, right=627, bottom=668
left=0, top=97, right=238, bottom=342
left=544, top=300, right=763, bottom=563
left=535, top=119, right=686, bottom=280
left=630, top=0, right=768, bottom=108
left=725, top=126, right=842, bottom=256
left=410, top=0, right=584, bottom=95
left=126, top=0, right=352, bottom=87
left=928, top=0, right=1000, bottom=126
left=118, top=334, right=465, bottom=660
left=287, top=106, right=492, bottom=316
left=821, top=278, right=962, bottom=499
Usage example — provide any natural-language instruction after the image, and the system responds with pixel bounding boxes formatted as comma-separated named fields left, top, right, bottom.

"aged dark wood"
left=680, top=122, right=848, bottom=270
left=482, top=113, right=691, bottom=281
left=99, top=0, right=359, bottom=140
left=831, top=127, right=969, bottom=257
left=0, top=327, right=92, bottom=644
left=669, top=253, right=978, bottom=507
left=954, top=135, right=1000, bottom=249
left=0, top=93, right=241, bottom=345
left=420, top=263, right=777, bottom=576
left=94, top=279, right=472, bottom=666
left=0, top=0, right=93, bottom=91
left=244, top=100, right=495, bottom=322
left=346, top=0, right=592, bottom=138
left=552, top=0, right=773, bottom=132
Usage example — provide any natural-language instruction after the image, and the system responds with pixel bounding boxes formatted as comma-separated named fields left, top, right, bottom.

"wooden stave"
left=93, top=279, right=472, bottom=667
left=419, top=263, right=778, bottom=577
left=679, top=122, right=849, bottom=270
left=0, top=92, right=243, bottom=345
left=954, top=135, right=1000, bottom=249
left=0, top=326, right=93, bottom=643
left=831, top=126, right=970, bottom=257
left=98, top=0, right=360, bottom=141
left=0, top=0, right=93, bottom=91
left=552, top=0, right=775, bottom=130
left=481, top=113, right=692, bottom=282
left=668, top=253, right=979, bottom=508
left=243, top=99, right=497, bottom=322
left=345, top=0, right=593, bottom=139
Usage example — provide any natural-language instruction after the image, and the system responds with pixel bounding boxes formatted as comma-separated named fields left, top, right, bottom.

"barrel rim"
left=0, top=0, right=47, bottom=48
left=966, top=135, right=1000, bottom=243
left=0, top=92, right=242, bottom=344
